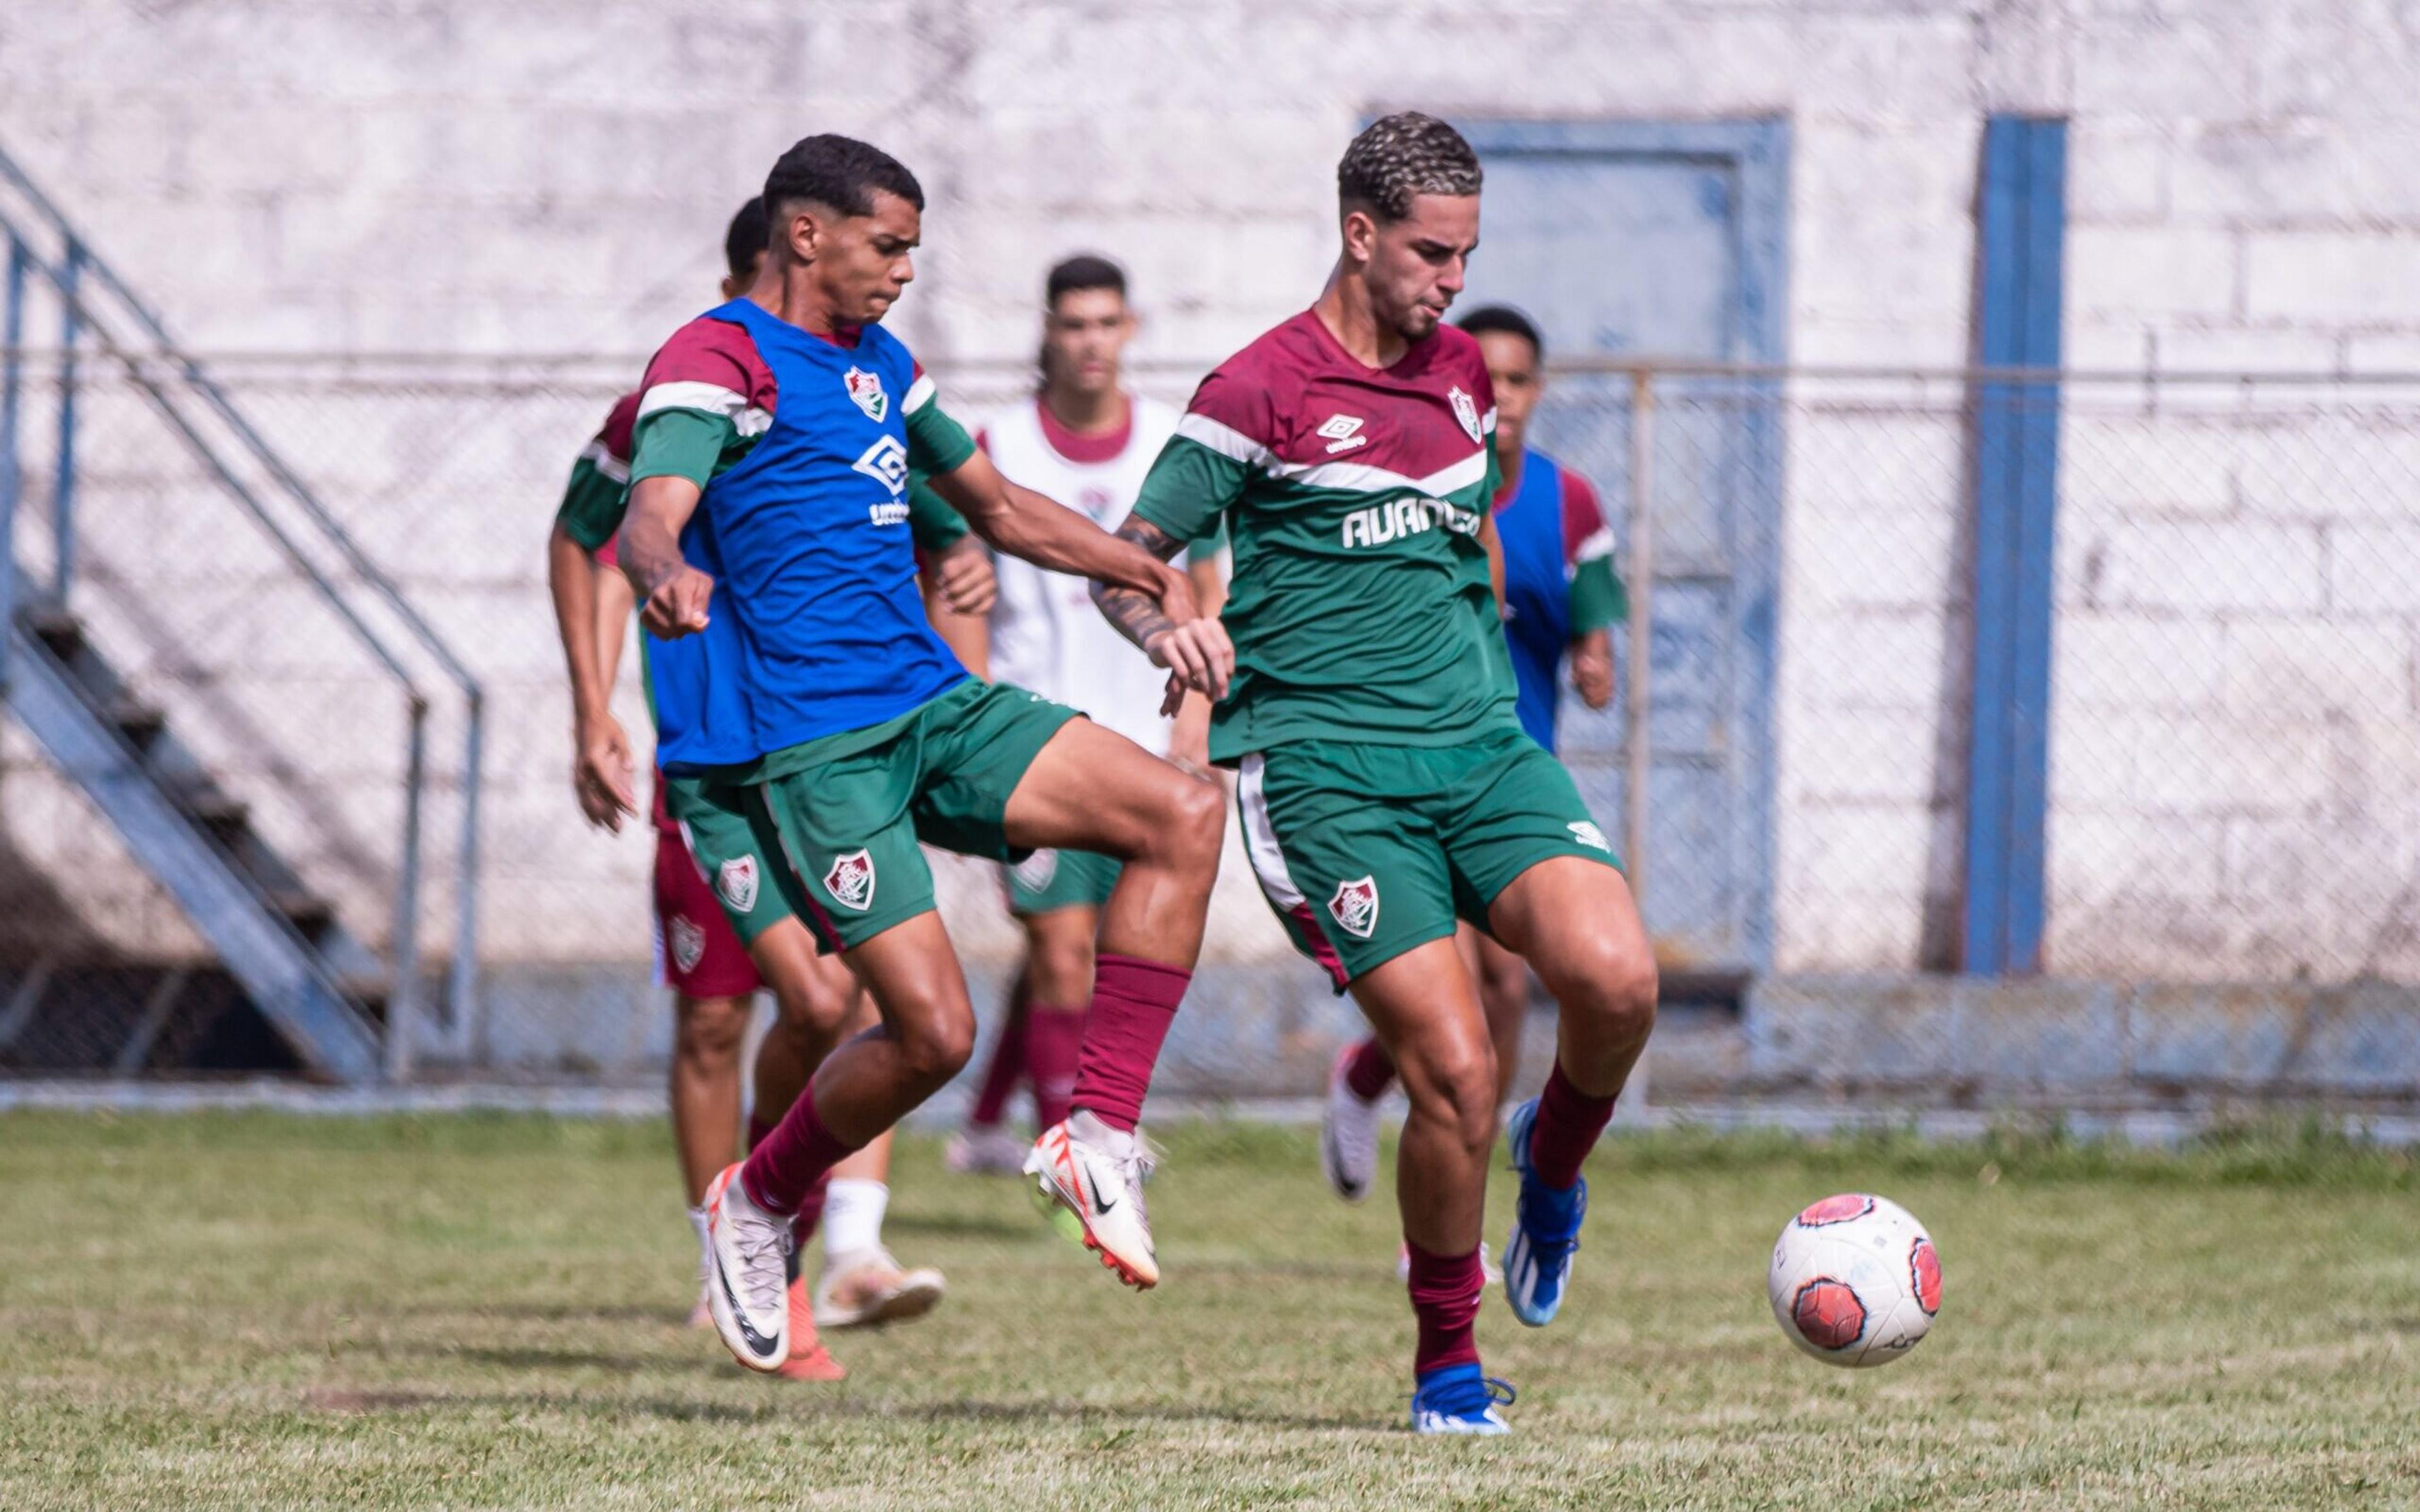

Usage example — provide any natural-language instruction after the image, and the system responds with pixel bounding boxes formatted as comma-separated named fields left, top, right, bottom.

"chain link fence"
left=4, top=353, right=2417, bottom=1114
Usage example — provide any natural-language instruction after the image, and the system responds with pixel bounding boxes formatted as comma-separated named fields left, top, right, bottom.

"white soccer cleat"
left=1320, top=1048, right=1381, bottom=1202
left=945, top=1125, right=1032, bottom=1176
left=814, top=1247, right=947, bottom=1329
left=702, top=1162, right=794, bottom=1372
left=1025, top=1111, right=1160, bottom=1289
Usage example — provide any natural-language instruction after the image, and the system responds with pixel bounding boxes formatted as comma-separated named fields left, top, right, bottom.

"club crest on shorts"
left=1568, top=820, right=1612, bottom=853
left=1447, top=385, right=1483, bottom=444
left=843, top=365, right=888, bottom=422
left=667, top=916, right=707, bottom=975
left=824, top=848, right=877, bottom=912
left=716, top=856, right=758, bottom=914
left=1328, top=876, right=1380, bottom=939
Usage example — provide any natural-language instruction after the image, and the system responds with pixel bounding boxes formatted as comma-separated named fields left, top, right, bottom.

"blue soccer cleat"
left=1410, top=1361, right=1516, bottom=1435
left=1502, top=1096, right=1587, bottom=1327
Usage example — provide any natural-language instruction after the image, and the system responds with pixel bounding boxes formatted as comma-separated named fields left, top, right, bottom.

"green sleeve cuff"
left=555, top=457, right=626, bottom=553
left=1569, top=558, right=1627, bottom=633
left=906, top=475, right=970, bottom=553
left=906, top=398, right=978, bottom=476
left=628, top=408, right=734, bottom=491
left=1133, top=435, right=1252, bottom=546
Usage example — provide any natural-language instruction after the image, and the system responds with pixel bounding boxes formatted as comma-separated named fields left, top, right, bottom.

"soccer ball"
left=1766, top=1193, right=1941, bottom=1368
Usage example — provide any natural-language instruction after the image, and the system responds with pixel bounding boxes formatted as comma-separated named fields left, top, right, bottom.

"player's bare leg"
left=811, top=988, right=946, bottom=1331
left=1013, top=904, right=1098, bottom=1132
left=1486, top=857, right=1657, bottom=1326
left=669, top=990, right=751, bottom=1327
left=1347, top=937, right=1502, bottom=1412
left=950, top=966, right=1032, bottom=1173
left=1003, top=719, right=1223, bottom=1289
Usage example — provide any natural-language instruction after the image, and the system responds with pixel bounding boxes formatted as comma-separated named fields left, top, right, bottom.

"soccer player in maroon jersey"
left=545, top=198, right=991, bottom=1378
left=1101, top=114, right=1658, bottom=1433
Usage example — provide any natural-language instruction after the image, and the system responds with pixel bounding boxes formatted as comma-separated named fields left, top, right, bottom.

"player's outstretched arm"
left=931, top=452, right=1231, bottom=701
left=616, top=475, right=716, bottom=640
left=1092, top=516, right=1234, bottom=716
left=546, top=522, right=637, bottom=829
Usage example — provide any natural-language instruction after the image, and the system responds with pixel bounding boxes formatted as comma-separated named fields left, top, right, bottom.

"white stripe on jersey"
left=904, top=372, right=937, bottom=414
left=577, top=437, right=631, bottom=484
left=1175, top=410, right=1489, bottom=496
left=638, top=381, right=773, bottom=437
left=1573, top=525, right=1615, bottom=564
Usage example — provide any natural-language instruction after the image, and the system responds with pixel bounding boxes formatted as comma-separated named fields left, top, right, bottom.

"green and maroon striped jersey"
left=1131, top=310, right=1516, bottom=761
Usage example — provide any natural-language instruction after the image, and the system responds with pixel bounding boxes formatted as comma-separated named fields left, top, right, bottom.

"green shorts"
left=1002, top=847, right=1122, bottom=917
left=685, top=679, right=1081, bottom=954
left=661, top=779, right=793, bottom=947
left=1235, top=728, right=1621, bottom=992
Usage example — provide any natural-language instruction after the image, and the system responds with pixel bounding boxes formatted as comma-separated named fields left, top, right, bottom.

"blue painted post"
left=1962, top=117, right=2067, bottom=976
left=52, top=240, right=81, bottom=602
left=0, top=236, right=25, bottom=685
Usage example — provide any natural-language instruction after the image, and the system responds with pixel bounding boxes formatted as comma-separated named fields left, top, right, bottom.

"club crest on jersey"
left=717, top=856, right=759, bottom=915
left=843, top=366, right=889, bottom=422
left=667, top=916, right=707, bottom=975
left=1328, top=876, right=1380, bottom=939
left=823, top=849, right=877, bottom=912
left=1448, top=386, right=1483, bottom=444
left=1317, top=414, right=1368, bottom=454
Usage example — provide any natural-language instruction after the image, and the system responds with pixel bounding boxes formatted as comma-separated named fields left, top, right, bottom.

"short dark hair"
left=1337, top=112, right=1482, bottom=222
left=1456, top=304, right=1543, bottom=361
left=762, top=134, right=925, bottom=220
left=723, top=197, right=768, bottom=279
left=1046, top=253, right=1127, bottom=307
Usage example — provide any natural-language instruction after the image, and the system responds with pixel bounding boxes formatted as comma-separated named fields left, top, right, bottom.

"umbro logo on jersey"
left=824, top=849, right=876, bottom=912
left=844, top=366, right=889, bottom=422
left=1317, top=414, right=1369, bottom=454
left=853, top=434, right=909, bottom=498
left=1448, top=386, right=1483, bottom=444
left=1328, top=876, right=1380, bottom=939
left=1568, top=821, right=1612, bottom=853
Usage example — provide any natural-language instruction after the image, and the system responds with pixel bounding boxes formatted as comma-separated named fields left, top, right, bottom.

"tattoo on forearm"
left=1093, top=517, right=1182, bottom=651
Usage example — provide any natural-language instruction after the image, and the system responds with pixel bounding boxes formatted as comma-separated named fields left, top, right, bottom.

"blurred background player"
left=1103, top=114, right=1658, bottom=1433
left=617, top=137, right=1229, bottom=1373
left=1320, top=303, right=1628, bottom=1269
left=946, top=253, right=1226, bottom=1176
left=546, top=197, right=983, bottom=1380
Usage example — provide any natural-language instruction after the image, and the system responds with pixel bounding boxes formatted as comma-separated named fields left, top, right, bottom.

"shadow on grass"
left=304, top=1385, right=1384, bottom=1435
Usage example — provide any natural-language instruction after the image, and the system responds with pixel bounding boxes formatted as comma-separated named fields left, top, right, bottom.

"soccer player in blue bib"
left=615, top=135, right=1230, bottom=1375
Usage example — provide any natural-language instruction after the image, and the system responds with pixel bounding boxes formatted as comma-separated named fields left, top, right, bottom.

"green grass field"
left=3, top=1111, right=2416, bottom=1510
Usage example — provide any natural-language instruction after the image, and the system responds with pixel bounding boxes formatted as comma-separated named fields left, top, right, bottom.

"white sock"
left=1069, top=1108, right=1136, bottom=1159
left=687, top=1205, right=712, bottom=1278
left=821, top=1178, right=889, bottom=1259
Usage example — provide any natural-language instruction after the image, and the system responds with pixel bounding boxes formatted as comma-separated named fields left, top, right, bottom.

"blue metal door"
left=1459, top=120, right=1789, bottom=977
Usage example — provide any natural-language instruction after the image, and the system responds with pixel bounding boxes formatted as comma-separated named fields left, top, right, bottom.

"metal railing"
left=0, top=142, right=487, bottom=1075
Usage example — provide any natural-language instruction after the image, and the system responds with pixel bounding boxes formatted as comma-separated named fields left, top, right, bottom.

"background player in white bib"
left=948, top=255, right=1226, bottom=1173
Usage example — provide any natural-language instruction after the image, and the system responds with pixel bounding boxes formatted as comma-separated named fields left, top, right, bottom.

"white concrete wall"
left=2, top=0, right=2417, bottom=982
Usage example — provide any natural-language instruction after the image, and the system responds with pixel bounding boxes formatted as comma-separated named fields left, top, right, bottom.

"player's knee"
left=1028, top=931, right=1096, bottom=1005
left=769, top=971, right=853, bottom=1041
left=899, top=1010, right=976, bottom=1086
left=1405, top=1038, right=1501, bottom=1157
left=1561, top=939, right=1658, bottom=1048
left=673, top=995, right=749, bottom=1070
left=1157, top=770, right=1224, bottom=874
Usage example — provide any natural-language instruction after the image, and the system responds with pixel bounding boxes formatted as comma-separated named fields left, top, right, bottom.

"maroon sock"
left=1406, top=1240, right=1485, bottom=1375
left=1342, top=1036, right=1397, bottom=1102
left=1069, top=953, right=1190, bottom=1132
left=968, top=1000, right=1030, bottom=1128
left=738, top=1086, right=861, bottom=1215
left=1025, top=1003, right=1086, bottom=1129
left=746, top=1114, right=777, bottom=1152
left=792, top=1169, right=832, bottom=1247
left=1528, top=1058, right=1618, bottom=1190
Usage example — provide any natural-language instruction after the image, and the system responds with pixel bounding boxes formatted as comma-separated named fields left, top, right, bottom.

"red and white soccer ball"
left=1766, top=1193, right=1941, bottom=1368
